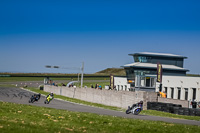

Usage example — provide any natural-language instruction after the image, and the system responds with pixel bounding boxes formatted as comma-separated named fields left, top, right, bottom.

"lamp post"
left=81, top=62, right=84, bottom=88
left=45, top=62, right=84, bottom=88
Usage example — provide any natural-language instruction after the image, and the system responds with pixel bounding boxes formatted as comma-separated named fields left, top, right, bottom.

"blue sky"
left=0, top=0, right=200, bottom=74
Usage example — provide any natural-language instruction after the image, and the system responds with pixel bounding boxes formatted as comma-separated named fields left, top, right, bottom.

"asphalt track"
left=0, top=87, right=200, bottom=126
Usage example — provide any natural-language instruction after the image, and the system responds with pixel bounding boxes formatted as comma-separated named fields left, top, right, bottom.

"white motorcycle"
left=126, top=101, right=143, bottom=115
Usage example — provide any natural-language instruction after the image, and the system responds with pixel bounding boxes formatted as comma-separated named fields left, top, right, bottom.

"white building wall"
left=180, top=88, right=185, bottom=100
left=188, top=88, right=192, bottom=101
left=114, top=76, right=200, bottom=102
left=174, top=87, right=178, bottom=99
left=114, top=77, right=130, bottom=91
left=162, top=76, right=200, bottom=101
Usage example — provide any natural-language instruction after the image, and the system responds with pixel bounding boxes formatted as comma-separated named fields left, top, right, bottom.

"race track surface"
left=0, top=87, right=200, bottom=126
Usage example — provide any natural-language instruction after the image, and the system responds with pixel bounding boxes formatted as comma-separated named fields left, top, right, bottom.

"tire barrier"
left=147, top=102, right=200, bottom=116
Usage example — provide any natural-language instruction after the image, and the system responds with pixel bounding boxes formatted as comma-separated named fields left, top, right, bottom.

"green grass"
left=0, top=77, right=45, bottom=82
left=0, top=77, right=109, bottom=82
left=0, top=77, right=110, bottom=90
left=0, top=102, right=200, bottom=133
left=95, top=68, right=126, bottom=75
left=0, top=84, right=16, bottom=88
left=141, top=110, right=200, bottom=121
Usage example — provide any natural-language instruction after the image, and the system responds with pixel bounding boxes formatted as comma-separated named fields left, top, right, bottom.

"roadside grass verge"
left=141, top=110, right=200, bottom=121
left=0, top=84, right=16, bottom=88
left=0, top=102, right=200, bottom=133
left=24, top=87, right=200, bottom=121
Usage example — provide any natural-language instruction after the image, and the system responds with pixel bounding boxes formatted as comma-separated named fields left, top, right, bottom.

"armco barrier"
left=44, top=85, right=158, bottom=109
left=147, top=102, right=200, bottom=116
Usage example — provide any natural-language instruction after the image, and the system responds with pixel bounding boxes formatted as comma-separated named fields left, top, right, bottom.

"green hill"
left=95, top=68, right=126, bottom=76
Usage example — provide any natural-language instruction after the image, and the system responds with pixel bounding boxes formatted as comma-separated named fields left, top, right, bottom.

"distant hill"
left=186, top=74, right=200, bottom=77
left=95, top=68, right=200, bottom=77
left=95, top=68, right=126, bottom=76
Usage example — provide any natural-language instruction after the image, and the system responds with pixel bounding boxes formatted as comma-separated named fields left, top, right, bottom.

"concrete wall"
left=44, top=85, right=157, bottom=110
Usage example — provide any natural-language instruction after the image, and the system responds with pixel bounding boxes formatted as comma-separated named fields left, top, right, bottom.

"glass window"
left=126, top=69, right=135, bottom=80
left=192, top=88, right=196, bottom=100
left=140, top=77, right=145, bottom=87
left=146, top=77, right=150, bottom=87
left=171, top=88, right=174, bottom=99
left=177, top=87, right=181, bottom=100
left=134, top=56, right=149, bottom=63
left=134, top=56, right=139, bottom=62
left=151, top=78, right=156, bottom=87
left=164, top=87, right=168, bottom=97
left=185, top=88, right=188, bottom=100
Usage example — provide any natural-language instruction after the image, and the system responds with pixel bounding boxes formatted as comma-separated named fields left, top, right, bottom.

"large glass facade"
left=133, top=55, right=184, bottom=67
left=135, top=76, right=156, bottom=88
left=126, top=68, right=156, bottom=88
left=134, top=56, right=151, bottom=63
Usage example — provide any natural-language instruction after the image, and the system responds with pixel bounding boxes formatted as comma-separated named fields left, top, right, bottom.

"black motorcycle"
left=126, top=101, right=143, bottom=115
left=29, top=93, right=41, bottom=103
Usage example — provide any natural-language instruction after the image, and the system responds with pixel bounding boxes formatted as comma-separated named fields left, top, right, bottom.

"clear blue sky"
left=0, top=0, right=200, bottom=74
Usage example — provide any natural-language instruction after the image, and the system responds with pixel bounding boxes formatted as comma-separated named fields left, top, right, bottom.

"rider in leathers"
left=46, top=92, right=54, bottom=102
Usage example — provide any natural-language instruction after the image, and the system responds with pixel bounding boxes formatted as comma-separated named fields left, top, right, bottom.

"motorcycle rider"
left=46, top=92, right=54, bottom=102
left=32, top=93, right=41, bottom=101
left=29, top=93, right=41, bottom=103
left=128, top=101, right=143, bottom=110
left=126, top=100, right=143, bottom=115
left=138, top=101, right=143, bottom=110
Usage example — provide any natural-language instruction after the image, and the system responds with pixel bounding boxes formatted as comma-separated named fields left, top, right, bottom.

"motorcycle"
left=29, top=94, right=41, bottom=103
left=44, top=94, right=53, bottom=104
left=126, top=101, right=143, bottom=115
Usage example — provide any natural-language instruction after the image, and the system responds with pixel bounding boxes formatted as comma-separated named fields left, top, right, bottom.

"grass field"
left=0, top=77, right=109, bottom=82
left=0, top=77, right=45, bottom=82
left=0, top=76, right=110, bottom=89
left=0, top=102, right=200, bottom=133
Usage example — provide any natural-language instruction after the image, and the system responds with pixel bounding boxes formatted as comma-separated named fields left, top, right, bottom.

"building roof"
left=122, top=62, right=189, bottom=71
left=128, top=52, right=187, bottom=59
